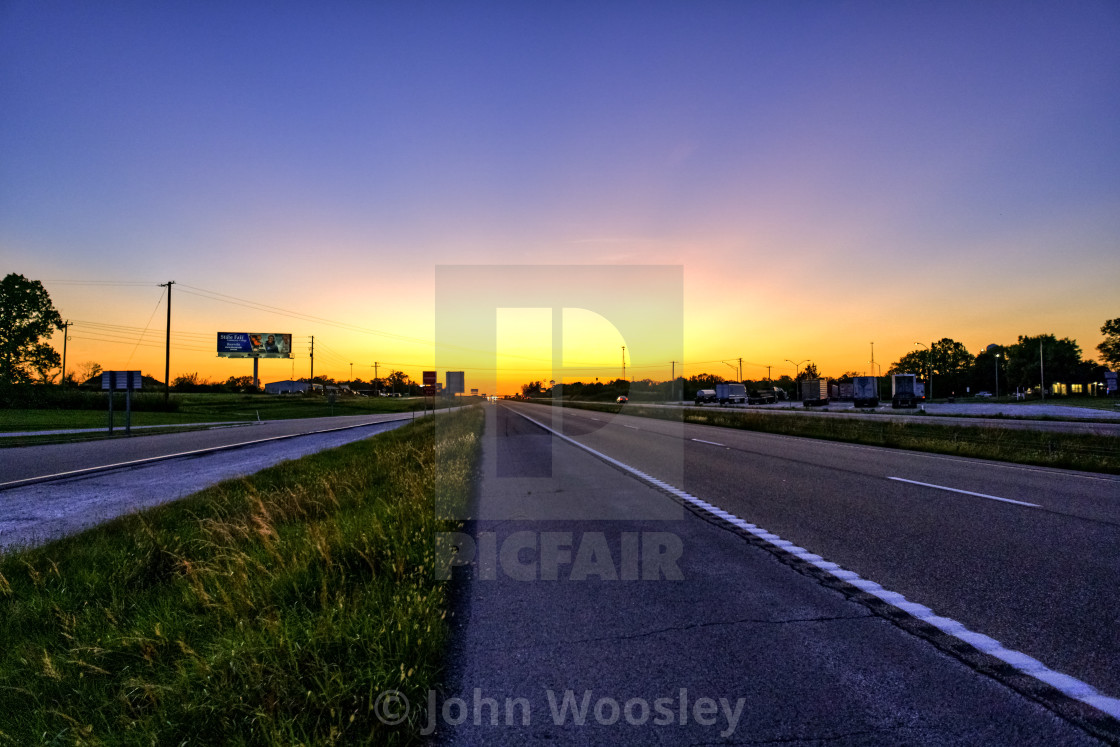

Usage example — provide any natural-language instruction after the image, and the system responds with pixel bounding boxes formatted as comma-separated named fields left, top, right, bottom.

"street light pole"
left=994, top=353, right=1000, bottom=399
left=785, top=358, right=808, bottom=379
left=785, top=358, right=808, bottom=400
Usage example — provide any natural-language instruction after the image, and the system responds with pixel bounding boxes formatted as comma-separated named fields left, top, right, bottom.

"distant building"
left=264, top=379, right=309, bottom=394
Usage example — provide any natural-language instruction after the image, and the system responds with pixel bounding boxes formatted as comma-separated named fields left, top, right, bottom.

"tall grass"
left=0, top=407, right=483, bottom=745
left=557, top=401, right=1120, bottom=474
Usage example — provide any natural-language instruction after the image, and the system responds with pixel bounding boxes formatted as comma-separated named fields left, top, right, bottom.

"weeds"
left=0, top=407, right=483, bottom=745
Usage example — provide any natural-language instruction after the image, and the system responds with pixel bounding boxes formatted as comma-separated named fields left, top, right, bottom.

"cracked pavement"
left=435, top=405, right=1103, bottom=745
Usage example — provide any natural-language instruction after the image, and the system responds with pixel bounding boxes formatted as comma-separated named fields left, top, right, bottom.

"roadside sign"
left=101, top=370, right=142, bottom=435
left=422, top=385, right=435, bottom=396
left=423, top=370, right=437, bottom=386
left=101, top=371, right=142, bottom=390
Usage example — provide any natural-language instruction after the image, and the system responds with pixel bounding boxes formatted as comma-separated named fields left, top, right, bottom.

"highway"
left=578, top=399, right=1120, bottom=436
left=441, top=402, right=1120, bottom=744
left=0, top=411, right=424, bottom=488
left=0, top=413, right=423, bottom=550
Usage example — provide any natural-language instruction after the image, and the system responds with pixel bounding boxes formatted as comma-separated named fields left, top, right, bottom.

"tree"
left=172, top=372, right=206, bottom=390
left=970, top=344, right=1007, bottom=395
left=1003, top=334, right=1083, bottom=391
left=78, top=361, right=103, bottom=383
left=0, top=274, right=64, bottom=385
left=795, top=363, right=820, bottom=382
left=224, top=375, right=256, bottom=391
left=929, top=338, right=972, bottom=395
left=1098, top=318, right=1120, bottom=369
left=385, top=370, right=413, bottom=394
left=889, top=350, right=927, bottom=376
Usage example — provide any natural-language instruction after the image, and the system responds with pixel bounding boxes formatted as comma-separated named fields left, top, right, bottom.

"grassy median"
left=556, top=401, right=1120, bottom=474
left=0, top=407, right=483, bottom=746
left=0, top=393, right=470, bottom=434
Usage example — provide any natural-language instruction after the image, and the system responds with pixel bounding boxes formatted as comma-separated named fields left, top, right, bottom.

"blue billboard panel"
left=217, top=332, right=292, bottom=358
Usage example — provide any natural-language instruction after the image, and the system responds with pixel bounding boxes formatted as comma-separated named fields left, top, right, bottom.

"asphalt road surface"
left=438, top=402, right=1120, bottom=744
left=0, top=411, right=426, bottom=487
left=0, top=414, right=420, bottom=551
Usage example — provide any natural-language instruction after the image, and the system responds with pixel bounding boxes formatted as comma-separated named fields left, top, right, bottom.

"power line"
left=44, top=280, right=160, bottom=286
left=124, top=288, right=166, bottom=368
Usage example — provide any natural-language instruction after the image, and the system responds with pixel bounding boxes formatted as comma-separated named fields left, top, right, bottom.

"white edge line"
left=691, top=438, right=726, bottom=447
left=887, top=477, right=1041, bottom=507
left=509, top=405, right=1120, bottom=722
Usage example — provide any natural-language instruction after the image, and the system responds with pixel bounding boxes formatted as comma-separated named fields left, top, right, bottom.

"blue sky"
left=2, top=2, right=1118, bottom=387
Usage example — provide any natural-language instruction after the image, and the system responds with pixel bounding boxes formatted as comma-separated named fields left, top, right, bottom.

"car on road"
left=975, top=391, right=992, bottom=398
left=616, top=396, right=628, bottom=403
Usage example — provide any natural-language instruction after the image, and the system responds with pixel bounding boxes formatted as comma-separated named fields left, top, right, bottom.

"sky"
left=2, top=2, right=1118, bottom=394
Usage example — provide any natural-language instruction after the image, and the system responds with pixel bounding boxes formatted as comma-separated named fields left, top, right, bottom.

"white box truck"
left=716, top=382, right=746, bottom=404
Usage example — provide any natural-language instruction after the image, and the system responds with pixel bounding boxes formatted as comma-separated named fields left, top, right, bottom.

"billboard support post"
left=125, top=376, right=133, bottom=435
left=103, top=371, right=141, bottom=435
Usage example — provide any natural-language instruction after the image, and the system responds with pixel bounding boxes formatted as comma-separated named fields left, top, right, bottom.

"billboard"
left=446, top=371, right=465, bottom=394
left=217, top=332, right=293, bottom=358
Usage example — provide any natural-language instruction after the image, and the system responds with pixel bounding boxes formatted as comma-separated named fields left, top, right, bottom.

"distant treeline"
left=519, top=375, right=798, bottom=402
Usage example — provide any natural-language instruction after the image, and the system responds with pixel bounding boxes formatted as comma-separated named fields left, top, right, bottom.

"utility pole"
left=621, top=345, right=626, bottom=380
left=309, top=336, right=315, bottom=393
left=738, top=357, right=742, bottom=383
left=160, top=281, right=174, bottom=402
left=374, top=361, right=379, bottom=393
left=1040, top=341, right=1045, bottom=401
left=766, top=364, right=772, bottom=381
left=60, top=320, right=70, bottom=385
left=870, top=342, right=874, bottom=377
left=350, top=362, right=353, bottom=381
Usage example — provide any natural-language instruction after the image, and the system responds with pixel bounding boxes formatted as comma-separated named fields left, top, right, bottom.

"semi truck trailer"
left=800, top=379, right=829, bottom=407
left=891, top=373, right=923, bottom=408
left=852, top=376, right=880, bottom=408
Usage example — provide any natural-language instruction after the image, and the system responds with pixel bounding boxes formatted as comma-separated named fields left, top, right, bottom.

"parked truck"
left=716, top=382, right=746, bottom=404
left=694, top=388, right=717, bottom=405
left=852, top=376, right=880, bottom=408
left=800, top=379, right=829, bottom=407
left=891, top=373, right=923, bottom=408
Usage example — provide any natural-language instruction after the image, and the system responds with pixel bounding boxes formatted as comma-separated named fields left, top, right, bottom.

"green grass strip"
left=0, top=407, right=483, bottom=746
left=0, top=394, right=468, bottom=433
left=557, top=401, right=1120, bottom=474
